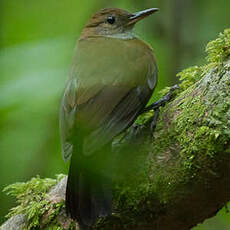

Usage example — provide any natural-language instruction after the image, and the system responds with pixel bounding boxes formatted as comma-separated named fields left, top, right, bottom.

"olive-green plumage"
left=60, top=7, right=158, bottom=228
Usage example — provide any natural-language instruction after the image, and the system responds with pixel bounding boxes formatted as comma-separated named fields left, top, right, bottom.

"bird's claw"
left=144, top=84, right=180, bottom=133
left=143, top=84, right=180, bottom=113
left=150, top=108, right=160, bottom=133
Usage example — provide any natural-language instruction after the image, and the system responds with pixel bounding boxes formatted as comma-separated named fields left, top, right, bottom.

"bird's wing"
left=60, top=78, right=77, bottom=161
left=60, top=38, right=157, bottom=160
left=82, top=83, right=155, bottom=156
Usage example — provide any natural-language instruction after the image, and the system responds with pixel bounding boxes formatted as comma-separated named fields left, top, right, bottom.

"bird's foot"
left=143, top=84, right=180, bottom=113
left=143, top=84, right=180, bottom=133
left=150, top=108, right=160, bottom=133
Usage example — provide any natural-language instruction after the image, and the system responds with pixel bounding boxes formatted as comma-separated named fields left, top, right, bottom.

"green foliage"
left=3, top=175, right=65, bottom=229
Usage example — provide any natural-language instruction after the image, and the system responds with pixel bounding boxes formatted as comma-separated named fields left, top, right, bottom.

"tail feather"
left=66, top=153, right=112, bottom=228
left=65, top=158, right=81, bottom=221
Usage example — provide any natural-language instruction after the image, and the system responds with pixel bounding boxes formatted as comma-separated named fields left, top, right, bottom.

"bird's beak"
left=128, top=8, right=159, bottom=25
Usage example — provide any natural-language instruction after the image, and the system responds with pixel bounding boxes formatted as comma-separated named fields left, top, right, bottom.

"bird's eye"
left=106, top=16, right=116, bottom=24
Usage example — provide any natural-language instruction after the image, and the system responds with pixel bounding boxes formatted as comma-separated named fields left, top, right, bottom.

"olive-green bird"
left=60, top=7, right=158, bottom=228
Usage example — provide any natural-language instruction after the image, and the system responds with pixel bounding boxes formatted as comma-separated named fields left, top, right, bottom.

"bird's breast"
left=69, top=36, right=157, bottom=108
left=72, top=36, right=156, bottom=83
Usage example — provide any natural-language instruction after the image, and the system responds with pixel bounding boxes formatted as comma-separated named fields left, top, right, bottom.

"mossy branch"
left=1, top=29, right=230, bottom=230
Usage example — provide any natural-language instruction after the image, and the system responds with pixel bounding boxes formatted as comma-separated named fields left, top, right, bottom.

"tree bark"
left=1, top=37, right=230, bottom=230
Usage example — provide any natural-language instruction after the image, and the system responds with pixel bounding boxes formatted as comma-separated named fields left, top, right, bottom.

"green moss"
left=155, top=28, right=230, bottom=167
left=3, top=174, right=67, bottom=230
left=177, top=66, right=205, bottom=91
left=206, top=29, right=230, bottom=64
left=135, top=110, right=154, bottom=125
left=143, top=31, right=230, bottom=206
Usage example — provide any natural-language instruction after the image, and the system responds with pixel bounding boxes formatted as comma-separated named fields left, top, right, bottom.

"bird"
left=59, top=7, right=159, bottom=229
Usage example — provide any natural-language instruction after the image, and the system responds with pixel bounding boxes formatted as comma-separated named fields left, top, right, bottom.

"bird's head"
left=80, top=8, right=159, bottom=39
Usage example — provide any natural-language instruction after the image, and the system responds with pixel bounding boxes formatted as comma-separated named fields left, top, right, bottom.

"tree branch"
left=1, top=30, right=230, bottom=230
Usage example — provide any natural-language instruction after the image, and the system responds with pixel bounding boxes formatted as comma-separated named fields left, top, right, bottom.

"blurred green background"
left=0, top=0, right=229, bottom=229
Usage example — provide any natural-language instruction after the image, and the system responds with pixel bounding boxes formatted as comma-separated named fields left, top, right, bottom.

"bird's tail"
left=65, top=151, right=112, bottom=229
